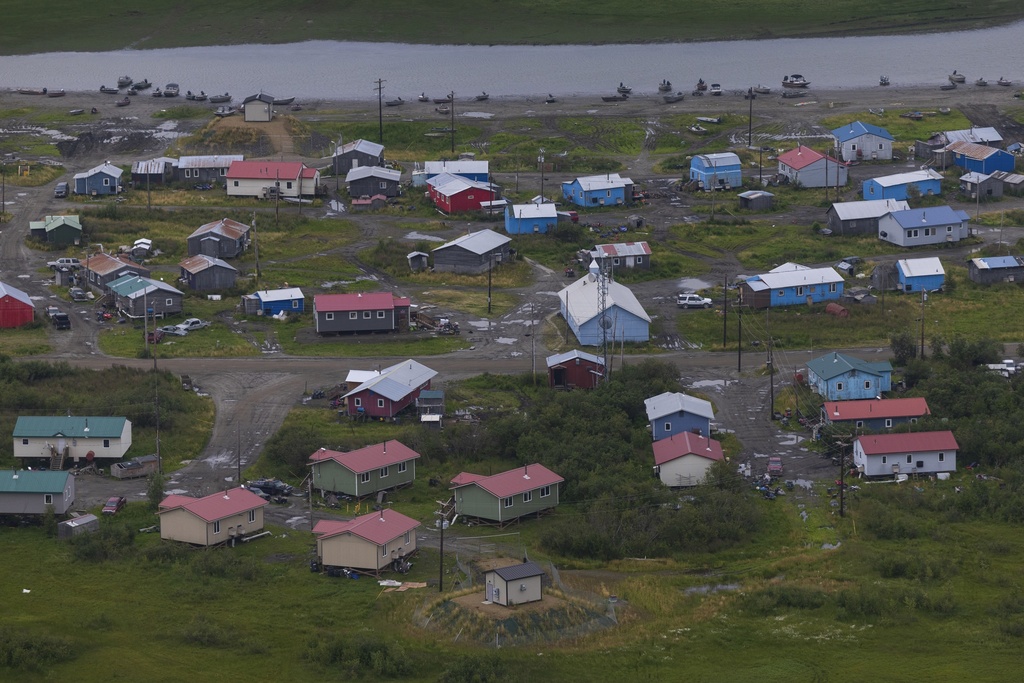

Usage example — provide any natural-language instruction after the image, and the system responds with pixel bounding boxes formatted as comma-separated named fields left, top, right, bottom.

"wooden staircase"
left=49, top=445, right=69, bottom=471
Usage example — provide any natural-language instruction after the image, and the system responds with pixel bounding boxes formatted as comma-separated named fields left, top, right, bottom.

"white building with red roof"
left=820, top=397, right=930, bottom=431
left=853, top=430, right=958, bottom=478
left=777, top=144, right=848, bottom=188
left=312, top=291, right=411, bottom=335
left=309, top=440, right=420, bottom=498
left=226, top=161, right=320, bottom=199
left=652, top=431, right=724, bottom=487
left=157, top=487, right=268, bottom=546
left=312, top=508, right=420, bottom=575
left=588, top=241, right=652, bottom=270
left=450, top=463, right=563, bottom=525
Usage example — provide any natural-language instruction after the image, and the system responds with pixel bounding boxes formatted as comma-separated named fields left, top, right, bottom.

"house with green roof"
left=107, top=275, right=183, bottom=319
left=28, top=215, right=82, bottom=247
left=806, top=352, right=892, bottom=401
left=0, top=470, right=75, bottom=514
left=13, top=416, right=132, bottom=468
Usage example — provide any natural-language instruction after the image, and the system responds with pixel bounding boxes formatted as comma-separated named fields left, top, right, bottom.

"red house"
left=0, top=282, right=35, bottom=328
left=426, top=172, right=499, bottom=214
left=546, top=350, right=605, bottom=390
left=342, top=359, right=437, bottom=418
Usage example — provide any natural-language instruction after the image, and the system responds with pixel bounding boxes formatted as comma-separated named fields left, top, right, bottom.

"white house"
left=853, top=431, right=958, bottom=477
left=776, top=145, right=848, bottom=188
left=652, top=431, right=724, bottom=487
left=13, top=416, right=132, bottom=465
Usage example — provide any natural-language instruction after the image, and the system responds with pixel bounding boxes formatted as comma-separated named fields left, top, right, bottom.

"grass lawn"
left=0, top=324, right=52, bottom=356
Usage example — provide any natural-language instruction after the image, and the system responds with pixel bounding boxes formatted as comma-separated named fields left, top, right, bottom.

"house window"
left=220, top=168, right=227, bottom=176
left=292, top=300, right=299, bottom=309
left=855, top=420, right=864, bottom=428
left=467, top=194, right=475, bottom=200
left=910, top=418, right=918, bottom=424
left=906, top=455, right=913, bottom=464
left=879, top=144, right=884, bottom=150
left=184, top=169, right=192, bottom=179
left=248, top=510, right=256, bottom=523
left=398, top=461, right=407, bottom=473
left=360, top=472, right=370, bottom=484
left=851, top=144, right=857, bottom=151
left=836, top=382, right=844, bottom=391
left=166, top=298, right=173, bottom=306
left=829, top=283, right=838, bottom=293
left=503, top=497, right=514, bottom=508
left=636, top=257, right=643, bottom=264
left=213, top=520, right=221, bottom=534
left=380, top=466, right=389, bottom=478
left=882, top=456, right=887, bottom=464
left=377, top=399, right=385, bottom=408
left=382, top=544, right=388, bottom=557
left=613, top=258, right=620, bottom=266
left=864, top=381, right=871, bottom=390
left=664, top=421, right=671, bottom=432
left=103, top=439, right=110, bottom=448
left=523, top=491, right=533, bottom=503
left=917, top=461, right=924, bottom=469
left=947, top=226, right=953, bottom=232
left=354, top=398, right=362, bottom=407
left=796, top=286, right=804, bottom=296
left=939, top=453, right=945, bottom=462
left=869, top=186, right=875, bottom=195
left=22, top=438, right=28, bottom=445
left=606, top=190, right=612, bottom=197
left=325, top=312, right=334, bottom=321
left=286, top=182, right=293, bottom=189
left=777, top=291, right=784, bottom=297
left=910, top=229, right=919, bottom=238
left=540, top=486, right=551, bottom=498
left=885, top=419, right=893, bottom=428
left=44, top=494, right=53, bottom=505
left=233, top=181, right=239, bottom=187
left=103, top=178, right=110, bottom=186
left=377, top=311, right=386, bottom=318
left=349, top=312, right=358, bottom=320
left=363, top=311, right=372, bottom=319
left=404, top=531, right=411, bottom=544
left=379, top=182, right=387, bottom=189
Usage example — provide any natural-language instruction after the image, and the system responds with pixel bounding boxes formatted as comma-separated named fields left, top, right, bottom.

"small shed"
left=415, top=390, right=445, bottom=418
left=737, top=190, right=774, bottom=210
left=110, top=454, right=159, bottom=480
left=28, top=215, right=82, bottom=246
left=407, top=251, right=430, bottom=272
left=484, top=561, right=546, bottom=606
left=0, top=281, right=35, bottom=328
left=990, top=171, right=1024, bottom=196
left=959, top=172, right=1003, bottom=200
left=896, top=257, right=945, bottom=292
left=57, top=514, right=99, bottom=540
left=968, top=256, right=1024, bottom=284
left=242, top=93, right=275, bottom=122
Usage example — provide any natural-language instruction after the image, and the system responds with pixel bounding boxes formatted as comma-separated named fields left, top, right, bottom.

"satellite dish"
left=599, top=315, right=613, bottom=329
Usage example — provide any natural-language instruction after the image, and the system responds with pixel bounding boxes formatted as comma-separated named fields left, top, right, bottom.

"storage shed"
left=57, top=514, right=99, bottom=540
left=967, top=256, right=1024, bottom=284
left=0, top=281, right=35, bottom=328
left=896, top=257, right=945, bottom=292
left=484, top=561, right=546, bottom=606
left=863, top=169, right=942, bottom=201
left=737, top=190, right=775, bottom=210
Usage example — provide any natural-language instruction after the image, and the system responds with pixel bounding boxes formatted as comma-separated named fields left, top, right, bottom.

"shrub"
left=439, top=655, right=520, bottom=683
left=0, top=627, right=75, bottom=671
left=69, top=524, right=135, bottom=562
left=180, top=615, right=232, bottom=647
left=741, top=585, right=828, bottom=615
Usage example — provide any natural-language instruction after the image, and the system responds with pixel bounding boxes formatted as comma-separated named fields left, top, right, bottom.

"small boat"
left=100, top=85, right=120, bottom=94
left=939, top=82, right=957, bottom=91
left=433, top=96, right=452, bottom=104
left=695, top=79, right=707, bottom=91
left=115, top=97, right=130, bottom=107
left=474, top=92, right=489, bottom=101
left=17, top=87, right=47, bottom=95
left=662, top=92, right=685, bottom=104
left=658, top=80, right=672, bottom=92
left=617, top=82, right=632, bottom=94
left=289, top=103, right=302, bottom=111
left=709, top=83, right=723, bottom=95
left=47, top=89, right=66, bottom=97
left=696, top=116, right=722, bottom=124
left=130, top=79, right=152, bottom=91
left=90, top=107, right=97, bottom=114
left=418, top=92, right=430, bottom=102
left=151, top=88, right=163, bottom=97
left=208, top=93, right=231, bottom=103
left=689, top=124, right=708, bottom=134
left=975, top=78, right=988, bottom=87
left=753, top=85, right=772, bottom=95
left=938, top=107, right=951, bottom=115
left=385, top=97, right=405, bottom=106
left=900, top=111, right=924, bottom=120
left=545, top=94, right=557, bottom=104
left=879, top=76, right=890, bottom=86
left=273, top=96, right=295, bottom=105
left=117, top=75, right=133, bottom=87
left=602, top=94, right=629, bottom=102
left=949, top=71, right=966, bottom=83
left=185, top=90, right=196, bottom=100
left=163, top=83, right=180, bottom=97
left=997, top=77, right=1013, bottom=86
left=781, top=90, right=807, bottom=99
left=214, top=106, right=237, bottom=117
left=869, top=108, right=885, bottom=116
left=435, top=105, right=450, bottom=114
left=193, top=91, right=207, bottom=101
left=782, top=74, right=810, bottom=88
left=68, top=109, right=85, bottom=116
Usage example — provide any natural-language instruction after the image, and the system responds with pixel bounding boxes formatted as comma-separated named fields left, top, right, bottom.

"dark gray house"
left=826, top=199, right=910, bottom=236
left=313, top=292, right=411, bottom=335
left=0, top=470, right=75, bottom=515
left=432, top=229, right=512, bottom=275
left=175, top=155, right=244, bottom=184
left=346, top=166, right=401, bottom=198
left=179, top=254, right=238, bottom=292
left=187, top=218, right=251, bottom=259
left=131, top=157, right=175, bottom=187
left=107, top=275, right=184, bottom=319
left=331, top=139, right=385, bottom=173
left=83, top=252, right=151, bottom=292
left=968, top=256, right=1024, bottom=285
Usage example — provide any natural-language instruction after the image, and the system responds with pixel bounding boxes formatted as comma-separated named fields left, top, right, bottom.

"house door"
left=57, top=438, right=66, bottom=454
left=487, top=580, right=495, bottom=602
left=552, top=368, right=566, bottom=388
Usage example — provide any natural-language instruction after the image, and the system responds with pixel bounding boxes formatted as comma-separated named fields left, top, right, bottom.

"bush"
left=305, top=633, right=347, bottom=667
left=439, top=655, right=520, bottom=683
left=69, top=524, right=136, bottom=562
left=0, top=627, right=75, bottom=671
left=741, top=585, right=828, bottom=615
left=180, top=615, right=232, bottom=647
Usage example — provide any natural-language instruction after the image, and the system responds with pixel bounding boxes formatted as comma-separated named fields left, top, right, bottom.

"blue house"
left=896, top=257, right=945, bottom=292
left=806, top=352, right=893, bottom=402
left=644, top=392, right=715, bottom=440
left=505, top=203, right=558, bottom=234
left=252, top=287, right=305, bottom=315
left=557, top=272, right=650, bottom=346
left=863, top=169, right=943, bottom=201
left=423, top=160, right=489, bottom=183
left=560, top=173, right=633, bottom=207
left=689, top=153, right=742, bottom=190
left=73, top=162, right=124, bottom=196
left=740, top=263, right=844, bottom=309
left=832, top=121, right=894, bottom=161
left=944, top=141, right=1016, bottom=175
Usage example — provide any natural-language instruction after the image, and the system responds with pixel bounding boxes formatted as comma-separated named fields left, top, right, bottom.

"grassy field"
left=1, top=2, right=1022, bottom=53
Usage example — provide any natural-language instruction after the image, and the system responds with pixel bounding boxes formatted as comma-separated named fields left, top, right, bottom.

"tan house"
left=312, top=508, right=420, bottom=575
left=652, top=431, right=725, bottom=488
left=484, top=560, right=546, bottom=606
left=157, top=487, right=268, bottom=546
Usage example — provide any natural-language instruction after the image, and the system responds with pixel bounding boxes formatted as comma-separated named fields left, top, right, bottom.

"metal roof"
left=867, top=169, right=942, bottom=187
left=450, top=463, right=563, bottom=499
left=313, top=509, right=420, bottom=545
left=132, top=158, right=173, bottom=175
left=254, top=287, right=304, bottom=303
left=944, top=127, right=1002, bottom=144
left=944, top=140, right=1005, bottom=159
left=179, top=254, right=237, bottom=274
left=970, top=255, right=1024, bottom=270
left=568, top=172, right=634, bottom=191
left=29, top=215, right=82, bottom=233
left=107, top=275, right=183, bottom=299
left=158, top=486, right=267, bottom=522
left=74, top=162, right=123, bottom=180
left=752, top=266, right=843, bottom=290
left=990, top=171, right=1024, bottom=186
left=423, top=160, right=489, bottom=176
left=856, top=430, right=958, bottom=455
left=433, top=228, right=510, bottom=255
left=84, top=252, right=144, bottom=276
left=693, top=153, right=740, bottom=168
left=830, top=199, right=910, bottom=221
left=188, top=218, right=250, bottom=241
left=0, top=281, right=33, bottom=308
left=491, top=561, right=546, bottom=581
left=807, top=352, right=892, bottom=382
left=652, top=431, right=724, bottom=465
left=226, top=160, right=305, bottom=180
left=591, top=241, right=651, bottom=258
left=823, top=397, right=930, bottom=421
left=177, top=155, right=243, bottom=169
left=777, top=145, right=831, bottom=170
left=508, top=203, right=557, bottom=219
left=308, top=440, right=420, bottom=474
left=0, top=469, right=70, bottom=494
left=897, top=257, right=945, bottom=278
left=887, top=207, right=970, bottom=228
left=545, top=350, right=605, bottom=368
left=644, top=391, right=715, bottom=421
left=346, top=166, right=401, bottom=182
left=557, top=274, right=651, bottom=326
left=314, top=292, right=408, bottom=312
left=343, top=359, right=437, bottom=402
left=13, top=416, right=128, bottom=438
left=831, top=120, right=894, bottom=143
left=336, top=139, right=385, bottom=158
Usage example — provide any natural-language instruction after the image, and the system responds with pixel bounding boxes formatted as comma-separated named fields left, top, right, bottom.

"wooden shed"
left=110, top=454, right=159, bottom=480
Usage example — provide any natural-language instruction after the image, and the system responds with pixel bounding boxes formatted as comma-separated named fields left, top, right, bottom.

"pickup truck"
left=69, top=287, right=88, bottom=302
left=48, top=308, right=71, bottom=330
left=176, top=318, right=211, bottom=332
left=767, top=457, right=784, bottom=477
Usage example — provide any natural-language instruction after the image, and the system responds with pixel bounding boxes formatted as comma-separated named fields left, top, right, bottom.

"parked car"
left=836, top=257, right=862, bottom=275
left=50, top=311, right=71, bottom=330
left=69, top=287, right=88, bottom=301
left=102, top=496, right=127, bottom=515
left=767, top=457, right=784, bottom=477
left=176, top=318, right=211, bottom=332
left=677, top=293, right=713, bottom=309
left=54, top=182, right=69, bottom=198
left=146, top=329, right=165, bottom=344
left=158, top=325, right=188, bottom=336
left=247, top=478, right=295, bottom=497
left=47, top=257, right=81, bottom=270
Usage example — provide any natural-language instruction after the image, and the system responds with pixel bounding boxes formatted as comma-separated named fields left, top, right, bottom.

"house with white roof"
left=826, top=199, right=910, bottom=236
left=342, top=359, right=437, bottom=418
left=863, top=169, right=943, bottom=201
left=426, top=172, right=499, bottom=213
left=877, top=207, right=970, bottom=247
left=896, top=257, right=945, bottom=292
left=645, top=391, right=716, bottom=440
left=589, top=241, right=652, bottom=270
left=330, top=139, right=385, bottom=173
left=959, top=171, right=1003, bottom=200
left=831, top=121, right=894, bottom=161
left=505, top=203, right=558, bottom=234
left=346, top=166, right=401, bottom=198
left=432, top=228, right=511, bottom=274
left=174, top=155, right=244, bottom=184
left=557, top=271, right=650, bottom=346
left=73, top=162, right=123, bottom=196
left=689, top=153, right=742, bottom=190
left=546, top=350, right=605, bottom=390
left=561, top=173, right=634, bottom=207
left=423, top=160, right=489, bottom=182
left=242, top=287, right=305, bottom=316
left=776, top=145, right=848, bottom=188
left=740, top=264, right=844, bottom=308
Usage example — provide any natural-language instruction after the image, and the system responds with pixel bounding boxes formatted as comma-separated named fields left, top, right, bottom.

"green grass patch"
left=0, top=161, right=65, bottom=185
left=820, top=109, right=973, bottom=143
left=0, top=323, right=52, bottom=356
left=97, top=322, right=259, bottom=359
left=151, top=105, right=213, bottom=120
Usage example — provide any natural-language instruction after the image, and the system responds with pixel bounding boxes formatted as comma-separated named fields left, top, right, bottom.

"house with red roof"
left=309, top=440, right=420, bottom=498
left=777, top=145, right=848, bottom=188
left=853, top=430, right=958, bottom=478
left=821, top=397, right=931, bottom=431
left=450, top=463, right=563, bottom=526
left=312, top=508, right=420, bottom=575
left=312, top=292, right=410, bottom=335
left=652, top=432, right=724, bottom=487
left=341, top=359, right=437, bottom=418
left=226, top=161, right=320, bottom=199
left=157, top=487, right=268, bottom=546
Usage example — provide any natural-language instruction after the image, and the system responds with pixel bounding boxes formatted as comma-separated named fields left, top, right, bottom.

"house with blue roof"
left=832, top=121, right=894, bottom=161
left=806, top=352, right=892, bottom=401
left=944, top=141, right=1016, bottom=175
left=689, top=153, right=742, bottom=190
left=877, top=206, right=970, bottom=247
left=863, top=169, right=942, bottom=201
left=896, top=257, right=945, bottom=292
left=73, top=162, right=124, bottom=196
left=644, top=392, right=715, bottom=440
left=739, top=263, right=844, bottom=309
left=505, top=203, right=558, bottom=234
left=561, top=173, right=633, bottom=207
left=968, top=255, right=1024, bottom=284
left=13, top=416, right=133, bottom=466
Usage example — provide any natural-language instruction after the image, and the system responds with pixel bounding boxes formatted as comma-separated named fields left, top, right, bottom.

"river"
left=2, top=22, right=1023, bottom=101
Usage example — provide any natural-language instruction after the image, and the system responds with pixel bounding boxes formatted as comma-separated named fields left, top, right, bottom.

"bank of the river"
left=2, top=0, right=1024, bottom=55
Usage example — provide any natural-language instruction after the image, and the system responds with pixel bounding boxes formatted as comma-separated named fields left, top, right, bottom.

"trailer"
left=110, top=454, right=159, bottom=480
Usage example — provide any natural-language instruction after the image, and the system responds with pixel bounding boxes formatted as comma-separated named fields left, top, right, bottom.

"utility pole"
left=435, top=497, right=456, bottom=593
left=274, top=170, right=280, bottom=226
left=375, top=78, right=386, bottom=144
left=334, top=133, right=343, bottom=193
left=251, top=211, right=261, bottom=284
left=155, top=368, right=161, bottom=474
left=538, top=148, right=545, bottom=200
left=747, top=88, right=753, bottom=147
left=737, top=305, right=742, bottom=372
left=722, top=275, right=728, bottom=348
left=487, top=252, right=493, bottom=314
left=919, top=291, right=927, bottom=358
left=836, top=437, right=851, bottom=517
left=767, top=308, right=774, bottom=417
left=236, top=423, right=242, bottom=484
left=449, top=91, right=456, bottom=154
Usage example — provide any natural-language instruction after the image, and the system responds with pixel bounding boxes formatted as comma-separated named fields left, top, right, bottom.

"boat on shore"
left=781, top=90, right=807, bottom=99
left=130, top=79, right=152, bottom=91
left=658, top=80, right=672, bottom=92
left=163, top=83, right=180, bottom=97
left=17, top=87, right=48, bottom=95
left=273, top=96, right=295, bottom=105
left=617, top=82, right=632, bottom=94
left=68, top=109, right=85, bottom=116
left=214, top=106, right=237, bottom=117
left=602, top=94, right=629, bottom=102
left=545, top=94, right=557, bottom=104
left=782, top=74, right=810, bottom=88
left=662, top=92, right=685, bottom=103
left=938, top=107, right=951, bottom=115
left=435, top=105, right=450, bottom=114
left=900, top=111, right=924, bottom=120
left=418, top=93, right=429, bottom=102
left=474, top=92, right=489, bottom=101
left=997, top=77, right=1013, bottom=86
left=689, top=124, right=707, bottom=134
left=208, top=93, right=231, bottom=103
left=100, top=85, right=120, bottom=94
left=385, top=97, right=405, bottom=106
left=949, top=71, right=966, bottom=83
left=879, top=76, right=890, bottom=86
left=939, top=82, right=957, bottom=91
left=709, top=83, right=723, bottom=95
left=185, top=91, right=208, bottom=101
left=696, top=116, right=722, bottom=124
left=47, top=89, right=65, bottom=97
left=695, top=79, right=707, bottom=91
left=151, top=88, right=163, bottom=97
left=117, top=75, right=132, bottom=87
left=433, top=96, right=452, bottom=104
left=115, top=97, right=130, bottom=107
left=753, top=85, right=771, bottom=95
left=975, top=78, right=988, bottom=87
